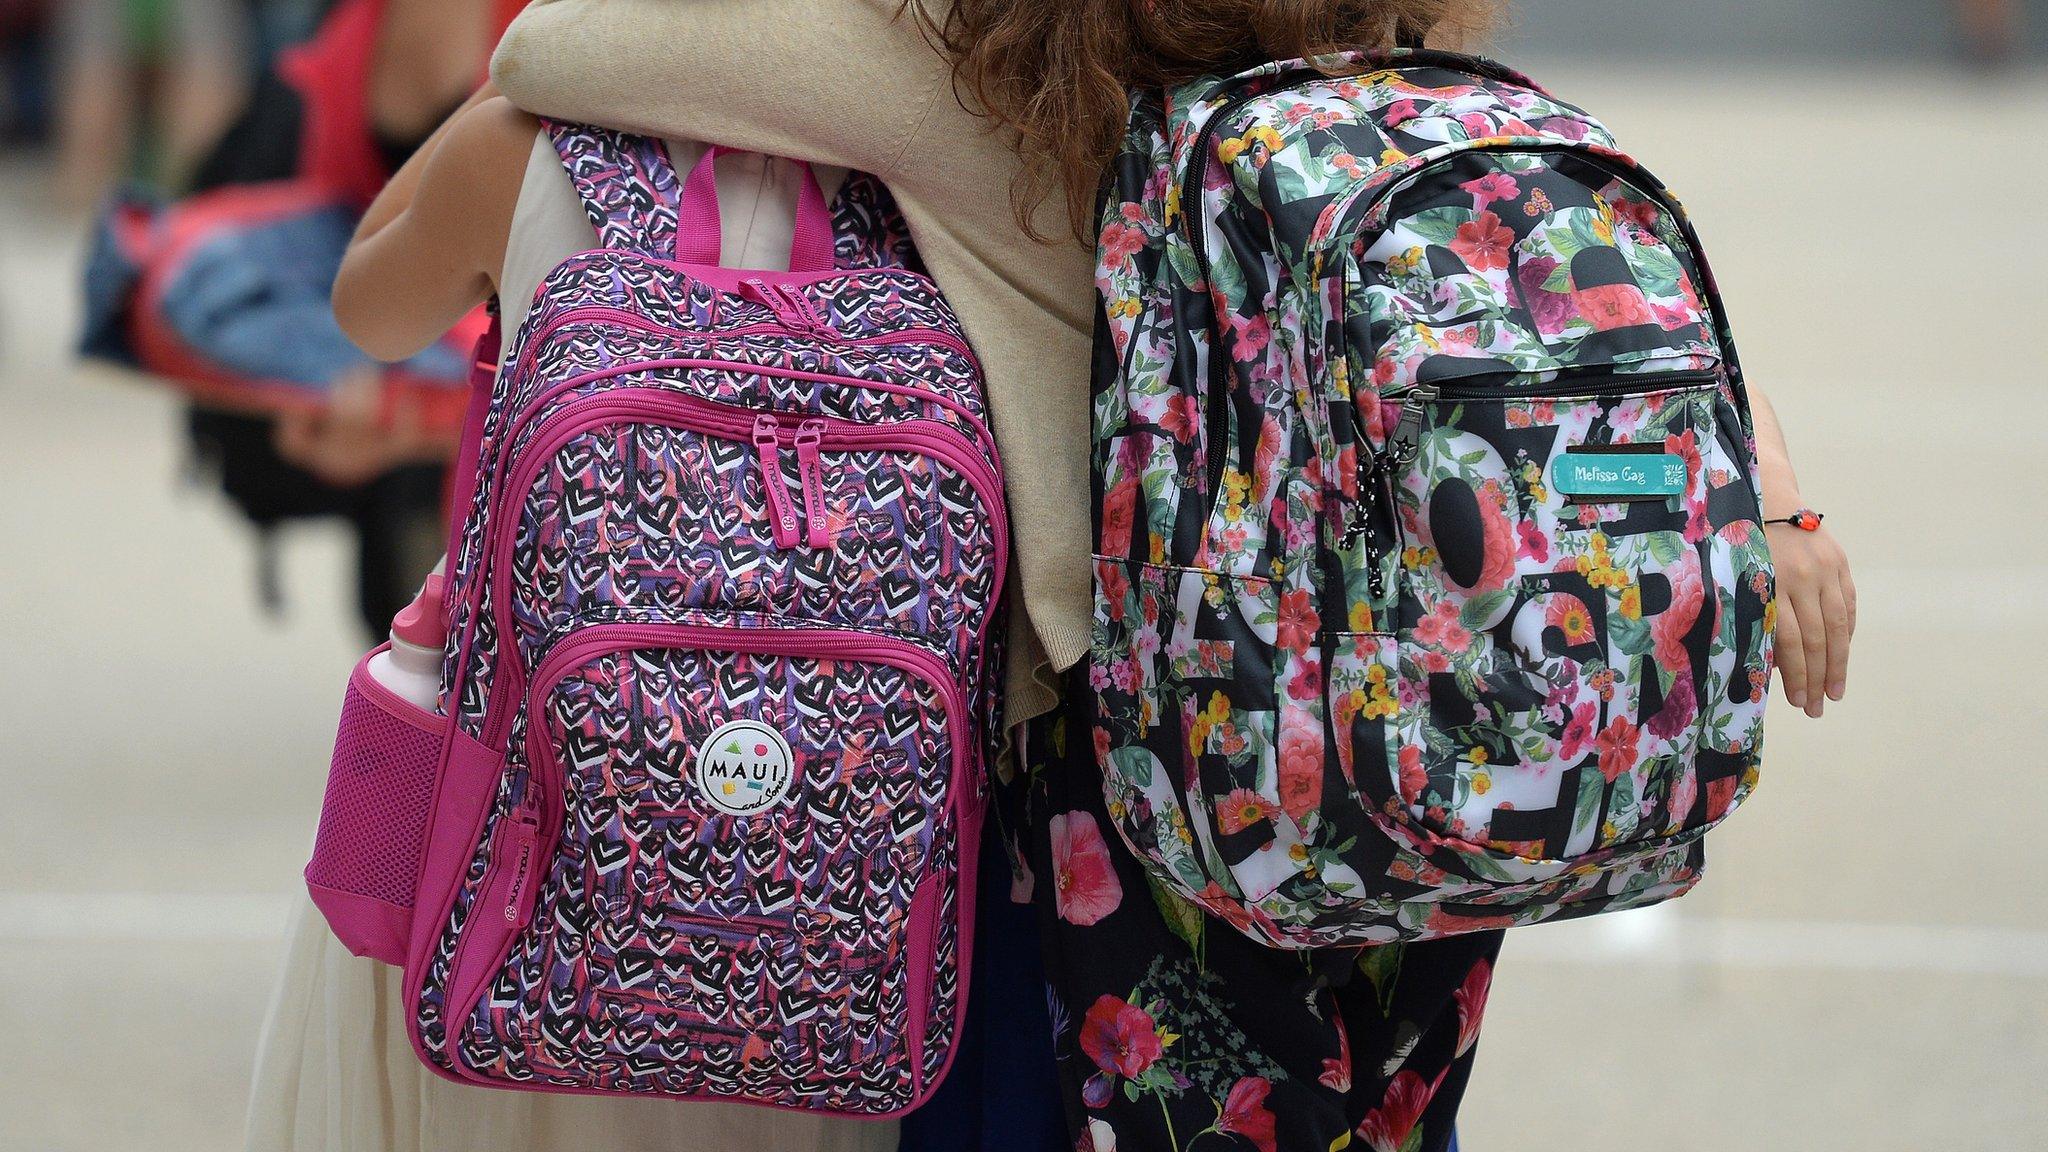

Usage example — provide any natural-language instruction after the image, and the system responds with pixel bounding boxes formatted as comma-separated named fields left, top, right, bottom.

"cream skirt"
left=242, top=895, right=899, bottom=1152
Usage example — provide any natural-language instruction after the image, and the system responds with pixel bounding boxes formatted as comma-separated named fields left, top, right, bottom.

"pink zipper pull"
left=738, top=278, right=779, bottom=312
left=739, top=278, right=798, bottom=332
left=774, top=284, right=832, bottom=338
left=753, top=414, right=801, bottom=549
left=794, top=419, right=830, bottom=549
left=741, top=278, right=811, bottom=333
left=499, top=806, right=540, bottom=923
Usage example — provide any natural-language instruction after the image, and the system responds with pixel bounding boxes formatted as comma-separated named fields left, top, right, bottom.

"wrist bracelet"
left=1765, top=508, right=1824, bottom=532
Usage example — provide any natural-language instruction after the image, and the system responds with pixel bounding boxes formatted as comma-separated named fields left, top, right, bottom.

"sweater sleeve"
left=491, top=0, right=944, bottom=181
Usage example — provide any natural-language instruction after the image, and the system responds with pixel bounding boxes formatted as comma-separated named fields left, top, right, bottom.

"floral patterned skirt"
left=1001, top=679, right=1502, bottom=1152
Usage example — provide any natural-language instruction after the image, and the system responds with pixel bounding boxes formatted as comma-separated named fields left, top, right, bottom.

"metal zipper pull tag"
left=1387, top=381, right=1437, bottom=463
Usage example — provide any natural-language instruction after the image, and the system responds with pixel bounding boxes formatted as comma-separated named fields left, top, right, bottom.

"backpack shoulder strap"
left=543, top=119, right=684, bottom=259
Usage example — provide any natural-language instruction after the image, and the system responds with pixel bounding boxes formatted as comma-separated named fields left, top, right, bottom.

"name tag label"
left=1553, top=445, right=1687, bottom=503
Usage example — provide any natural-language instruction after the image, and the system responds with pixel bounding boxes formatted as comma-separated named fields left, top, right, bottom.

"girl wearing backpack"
left=333, top=2, right=1857, bottom=1149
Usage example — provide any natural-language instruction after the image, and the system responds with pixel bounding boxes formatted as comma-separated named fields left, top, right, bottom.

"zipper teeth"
left=492, top=306, right=996, bottom=518
left=478, top=380, right=1013, bottom=744
left=510, top=305, right=980, bottom=395
left=495, top=387, right=1007, bottom=566
left=527, top=604, right=953, bottom=685
left=1183, top=73, right=1321, bottom=506
left=1179, top=53, right=1550, bottom=295
left=1417, top=370, right=1720, bottom=402
left=496, top=356, right=1001, bottom=492
left=528, top=621, right=963, bottom=739
left=1179, top=71, right=1318, bottom=281
left=1213, top=138, right=1720, bottom=526
left=486, top=386, right=1008, bottom=665
left=1324, top=143, right=1704, bottom=294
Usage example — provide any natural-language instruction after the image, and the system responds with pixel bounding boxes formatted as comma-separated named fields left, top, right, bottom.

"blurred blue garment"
left=897, top=820, right=1067, bottom=1152
left=79, top=187, right=464, bottom=394
left=159, top=204, right=371, bottom=386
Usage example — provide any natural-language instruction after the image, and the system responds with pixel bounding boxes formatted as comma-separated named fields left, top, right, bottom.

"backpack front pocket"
left=457, top=384, right=1003, bottom=747
left=446, top=619, right=968, bottom=1113
left=1369, top=374, right=1773, bottom=864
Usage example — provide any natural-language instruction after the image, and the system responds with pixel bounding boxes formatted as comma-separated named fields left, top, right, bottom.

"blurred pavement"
left=2, top=63, right=2044, bottom=1152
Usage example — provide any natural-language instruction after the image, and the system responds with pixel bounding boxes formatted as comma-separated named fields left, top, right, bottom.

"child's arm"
left=1749, top=383, right=1855, bottom=719
left=333, top=95, right=539, bottom=360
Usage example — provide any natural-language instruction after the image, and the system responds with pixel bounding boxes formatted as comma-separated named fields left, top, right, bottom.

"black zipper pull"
left=1341, top=459, right=1380, bottom=550
left=1386, top=381, right=1437, bottom=464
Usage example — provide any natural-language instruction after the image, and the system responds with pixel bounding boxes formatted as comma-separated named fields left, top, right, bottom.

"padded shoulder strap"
left=543, top=119, right=684, bottom=258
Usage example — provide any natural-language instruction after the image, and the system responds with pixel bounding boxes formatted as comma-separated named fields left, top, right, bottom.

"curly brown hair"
left=905, top=0, right=1503, bottom=239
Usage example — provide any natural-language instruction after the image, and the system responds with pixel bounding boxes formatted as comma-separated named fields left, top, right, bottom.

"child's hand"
left=274, top=368, right=447, bottom=487
left=1769, top=518, right=1855, bottom=718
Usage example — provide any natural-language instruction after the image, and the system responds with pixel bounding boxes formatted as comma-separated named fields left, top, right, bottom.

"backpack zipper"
left=1341, top=368, right=1722, bottom=584
left=447, top=340, right=1008, bottom=713
left=1379, top=369, right=1720, bottom=465
left=1194, top=129, right=1736, bottom=534
left=506, top=304, right=981, bottom=409
left=1178, top=53, right=1532, bottom=292
left=1179, top=75, right=1305, bottom=502
left=1180, top=81, right=1291, bottom=288
left=493, top=336, right=1000, bottom=488
left=475, top=385, right=1008, bottom=750
left=1166, top=59, right=1705, bottom=531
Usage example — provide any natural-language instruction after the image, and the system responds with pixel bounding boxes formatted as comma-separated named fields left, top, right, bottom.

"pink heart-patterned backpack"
left=303, top=123, right=1007, bottom=1117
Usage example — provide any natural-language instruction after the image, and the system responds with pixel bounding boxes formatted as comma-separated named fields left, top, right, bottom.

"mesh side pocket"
left=305, top=650, right=442, bottom=965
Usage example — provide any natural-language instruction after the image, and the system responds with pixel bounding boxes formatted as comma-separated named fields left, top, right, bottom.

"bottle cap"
left=391, top=573, right=448, bottom=649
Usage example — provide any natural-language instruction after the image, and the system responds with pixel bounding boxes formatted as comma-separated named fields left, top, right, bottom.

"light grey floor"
left=2, top=63, right=2044, bottom=1152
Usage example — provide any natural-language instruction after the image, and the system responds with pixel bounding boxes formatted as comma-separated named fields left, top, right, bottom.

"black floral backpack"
left=1089, top=49, right=1775, bottom=948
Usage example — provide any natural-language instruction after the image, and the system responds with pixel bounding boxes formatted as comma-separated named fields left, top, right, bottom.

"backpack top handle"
left=675, top=144, right=838, bottom=273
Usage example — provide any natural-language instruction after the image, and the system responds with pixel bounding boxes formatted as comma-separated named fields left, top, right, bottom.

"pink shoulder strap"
left=544, top=119, right=685, bottom=258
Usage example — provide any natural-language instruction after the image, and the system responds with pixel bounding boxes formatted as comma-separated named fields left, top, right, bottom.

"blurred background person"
left=181, top=0, right=501, bottom=635
left=52, top=0, right=250, bottom=201
left=79, top=0, right=510, bottom=636
left=1957, top=0, right=2024, bottom=63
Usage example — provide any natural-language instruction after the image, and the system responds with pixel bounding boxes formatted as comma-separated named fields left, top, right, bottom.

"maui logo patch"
left=692, top=719, right=795, bottom=817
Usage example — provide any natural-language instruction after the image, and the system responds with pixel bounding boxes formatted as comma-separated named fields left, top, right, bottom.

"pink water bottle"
left=366, top=558, right=448, bottom=712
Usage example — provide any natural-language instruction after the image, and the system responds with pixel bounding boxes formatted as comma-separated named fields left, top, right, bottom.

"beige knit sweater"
left=492, top=0, right=1095, bottom=731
